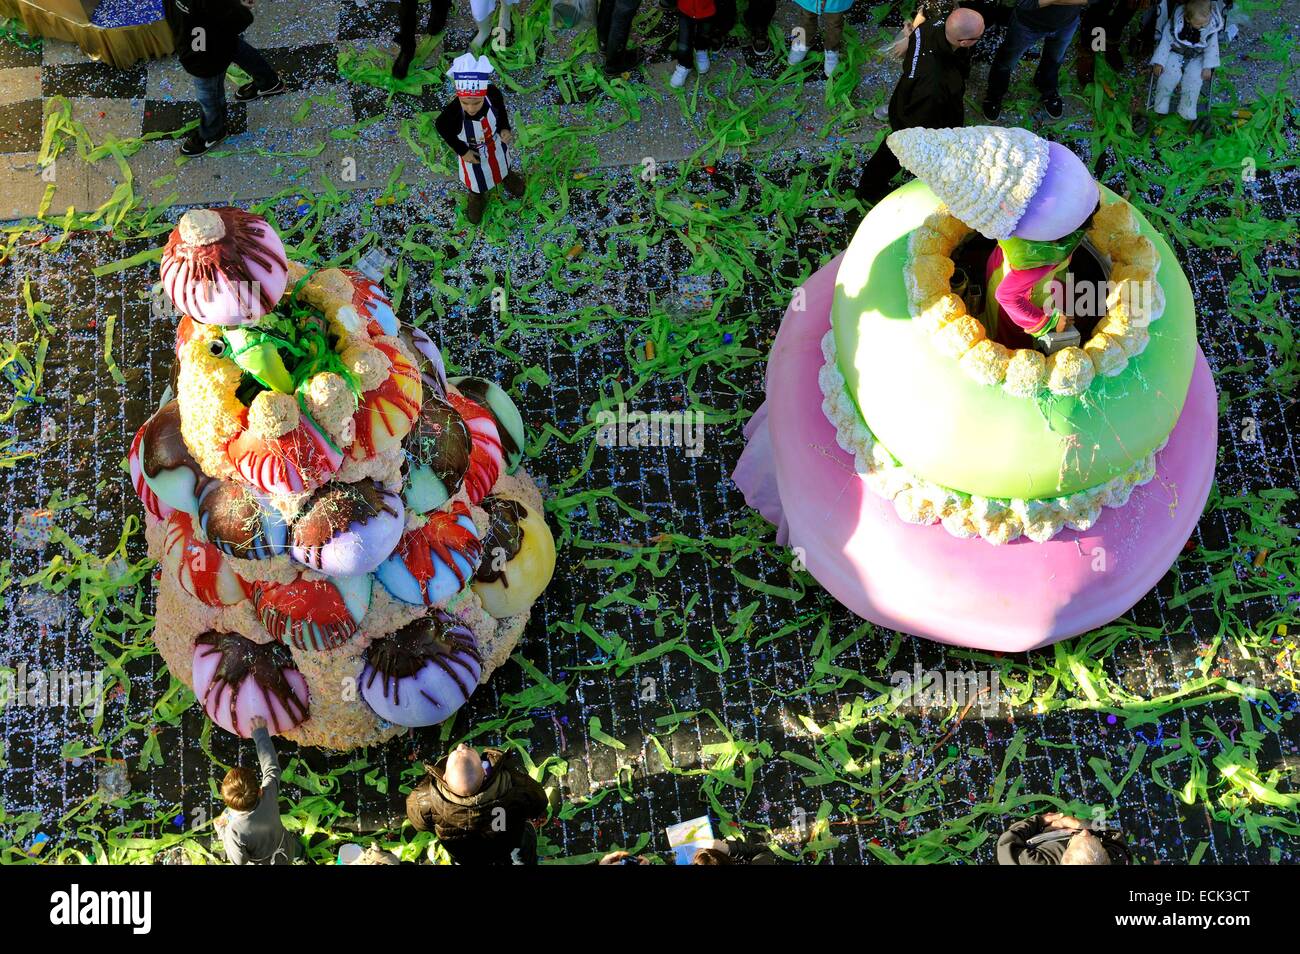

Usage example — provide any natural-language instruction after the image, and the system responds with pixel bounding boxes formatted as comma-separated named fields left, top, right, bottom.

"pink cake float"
left=734, top=128, right=1216, bottom=652
left=133, top=207, right=557, bottom=748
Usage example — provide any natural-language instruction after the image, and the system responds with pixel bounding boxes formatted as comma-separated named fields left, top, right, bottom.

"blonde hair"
left=1185, top=0, right=1213, bottom=19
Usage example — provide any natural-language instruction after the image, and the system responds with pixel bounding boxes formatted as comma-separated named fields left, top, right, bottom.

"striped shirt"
left=436, top=85, right=513, bottom=194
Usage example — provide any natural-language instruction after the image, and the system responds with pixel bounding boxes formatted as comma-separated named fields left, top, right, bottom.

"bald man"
left=997, top=813, right=1132, bottom=864
left=406, top=743, right=550, bottom=865
left=854, top=9, right=984, bottom=205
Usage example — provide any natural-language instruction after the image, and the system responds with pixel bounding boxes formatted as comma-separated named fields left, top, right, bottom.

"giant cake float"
left=129, top=207, right=556, bottom=748
left=733, top=127, right=1217, bottom=652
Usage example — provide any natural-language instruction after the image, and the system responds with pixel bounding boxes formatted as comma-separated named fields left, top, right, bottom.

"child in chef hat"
left=435, top=53, right=527, bottom=225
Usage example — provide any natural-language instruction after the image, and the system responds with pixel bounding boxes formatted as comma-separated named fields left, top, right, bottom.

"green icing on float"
left=831, top=181, right=1196, bottom=502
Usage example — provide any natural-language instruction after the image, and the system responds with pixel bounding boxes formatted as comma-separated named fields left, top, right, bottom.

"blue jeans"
left=984, top=14, right=1080, bottom=104
left=193, top=39, right=278, bottom=140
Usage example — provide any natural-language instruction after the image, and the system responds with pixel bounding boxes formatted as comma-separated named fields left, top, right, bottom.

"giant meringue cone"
left=886, top=125, right=1050, bottom=240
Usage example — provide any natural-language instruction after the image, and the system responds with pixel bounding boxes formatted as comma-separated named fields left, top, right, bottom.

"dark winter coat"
left=406, top=748, right=549, bottom=865
left=163, top=0, right=255, bottom=77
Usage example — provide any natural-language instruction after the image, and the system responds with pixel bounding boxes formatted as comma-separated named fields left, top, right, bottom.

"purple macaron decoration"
left=358, top=612, right=482, bottom=727
left=288, top=478, right=405, bottom=578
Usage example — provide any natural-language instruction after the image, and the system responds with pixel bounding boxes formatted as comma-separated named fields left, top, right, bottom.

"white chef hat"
left=448, top=53, right=493, bottom=97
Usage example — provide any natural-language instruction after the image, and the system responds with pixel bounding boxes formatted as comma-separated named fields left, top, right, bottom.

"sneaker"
left=788, top=45, right=807, bottom=65
left=981, top=99, right=1002, bottom=121
left=670, top=64, right=690, bottom=87
left=751, top=35, right=771, bottom=55
left=233, top=77, right=286, bottom=102
left=824, top=49, right=839, bottom=78
left=392, top=47, right=414, bottom=79
left=695, top=50, right=710, bottom=73
left=179, top=128, right=226, bottom=157
left=1042, top=93, right=1064, bottom=118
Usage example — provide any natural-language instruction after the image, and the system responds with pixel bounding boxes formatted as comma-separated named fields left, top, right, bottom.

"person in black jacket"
left=997, top=813, right=1132, bottom=864
left=436, top=53, right=526, bottom=225
left=1075, top=0, right=1147, bottom=85
left=163, top=0, right=284, bottom=156
left=982, top=0, right=1090, bottom=120
left=853, top=8, right=984, bottom=206
left=393, top=0, right=453, bottom=79
left=405, top=743, right=550, bottom=865
left=597, top=0, right=645, bottom=76
left=691, top=837, right=779, bottom=864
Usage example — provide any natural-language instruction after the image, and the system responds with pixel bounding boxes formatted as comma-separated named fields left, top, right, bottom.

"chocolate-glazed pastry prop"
left=449, top=376, right=525, bottom=474
left=197, top=480, right=288, bottom=560
left=289, top=478, right=405, bottom=577
left=402, top=395, right=471, bottom=514
left=193, top=631, right=310, bottom=737
left=471, top=493, right=556, bottom=619
left=134, top=206, right=557, bottom=748
left=359, top=613, right=482, bottom=727
left=139, top=400, right=210, bottom=517
left=161, top=208, right=288, bottom=326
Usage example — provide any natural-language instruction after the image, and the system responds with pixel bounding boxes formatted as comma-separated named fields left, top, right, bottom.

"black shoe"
left=982, top=99, right=1002, bottom=121
left=603, top=48, right=642, bottom=77
left=750, top=35, right=771, bottom=54
left=1042, top=94, right=1064, bottom=118
left=179, top=128, right=227, bottom=157
left=233, top=77, right=286, bottom=102
left=393, top=47, right=414, bottom=79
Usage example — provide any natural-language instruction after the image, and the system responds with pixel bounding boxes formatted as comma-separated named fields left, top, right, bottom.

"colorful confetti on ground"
left=0, top=1, right=1296, bottom=864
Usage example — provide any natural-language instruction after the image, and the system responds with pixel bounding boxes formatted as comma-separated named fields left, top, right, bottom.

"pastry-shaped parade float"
left=130, top=207, right=556, bottom=748
left=734, top=127, right=1217, bottom=652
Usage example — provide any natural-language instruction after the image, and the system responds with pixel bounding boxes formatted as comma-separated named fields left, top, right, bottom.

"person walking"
left=854, top=8, right=984, bottom=205
left=435, top=53, right=527, bottom=225
left=163, top=0, right=285, bottom=157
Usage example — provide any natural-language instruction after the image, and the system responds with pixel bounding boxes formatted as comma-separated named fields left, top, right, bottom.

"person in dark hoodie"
left=853, top=8, right=984, bottom=206
left=406, top=742, right=550, bottom=865
left=997, top=812, right=1132, bottom=864
left=163, top=0, right=285, bottom=156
